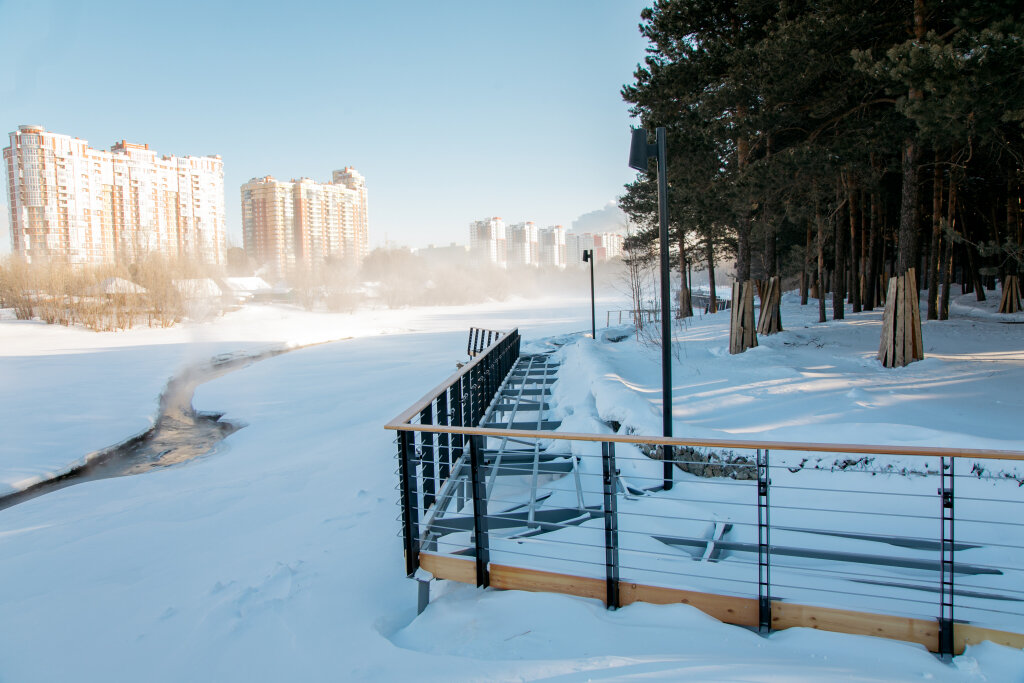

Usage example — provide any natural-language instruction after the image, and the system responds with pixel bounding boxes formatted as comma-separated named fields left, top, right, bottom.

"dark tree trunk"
left=833, top=189, right=847, bottom=320
left=764, top=204, right=777, bottom=278
left=706, top=237, right=718, bottom=314
left=679, top=231, right=692, bottom=318
left=939, top=179, right=957, bottom=318
left=737, top=216, right=751, bottom=282
left=801, top=221, right=811, bottom=305
left=865, top=193, right=879, bottom=310
left=926, top=161, right=942, bottom=319
left=967, top=243, right=986, bottom=302
left=816, top=198, right=827, bottom=323
left=898, top=140, right=919, bottom=276
left=850, top=188, right=861, bottom=313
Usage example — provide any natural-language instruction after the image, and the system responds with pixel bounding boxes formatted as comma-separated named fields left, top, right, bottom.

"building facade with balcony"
left=3, top=125, right=225, bottom=264
left=240, top=168, right=368, bottom=277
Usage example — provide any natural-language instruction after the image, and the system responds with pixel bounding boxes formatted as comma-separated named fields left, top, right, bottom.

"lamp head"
left=628, top=127, right=657, bottom=171
left=582, top=250, right=591, bottom=263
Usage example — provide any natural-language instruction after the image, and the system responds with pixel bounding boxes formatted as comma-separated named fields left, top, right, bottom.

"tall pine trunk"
left=833, top=185, right=847, bottom=320
left=850, top=187, right=862, bottom=313
left=927, top=160, right=942, bottom=319
left=939, top=179, right=957, bottom=319
left=816, top=196, right=827, bottom=323
left=865, top=192, right=879, bottom=310
left=898, top=140, right=920, bottom=276
left=801, top=220, right=812, bottom=305
left=706, top=237, right=718, bottom=314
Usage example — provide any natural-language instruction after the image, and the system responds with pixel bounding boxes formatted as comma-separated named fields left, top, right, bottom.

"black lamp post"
left=583, top=249, right=596, bottom=339
left=629, top=126, right=674, bottom=490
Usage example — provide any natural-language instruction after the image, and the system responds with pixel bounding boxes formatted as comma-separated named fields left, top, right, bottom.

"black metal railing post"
left=939, top=456, right=955, bottom=656
left=468, top=435, right=491, bottom=587
left=398, top=430, right=420, bottom=577
left=757, top=448, right=771, bottom=632
left=602, top=441, right=620, bottom=609
left=437, top=389, right=450, bottom=483
left=420, top=406, right=435, bottom=510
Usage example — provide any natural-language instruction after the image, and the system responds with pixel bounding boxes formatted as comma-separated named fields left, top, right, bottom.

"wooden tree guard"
left=756, top=276, right=783, bottom=335
left=878, top=267, right=924, bottom=368
left=998, top=275, right=1021, bottom=314
left=729, top=281, right=758, bottom=354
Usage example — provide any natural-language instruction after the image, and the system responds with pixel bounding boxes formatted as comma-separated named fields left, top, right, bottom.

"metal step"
left=480, top=420, right=561, bottom=431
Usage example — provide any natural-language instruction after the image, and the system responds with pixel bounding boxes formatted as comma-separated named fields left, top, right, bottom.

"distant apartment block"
left=4, top=125, right=225, bottom=264
left=566, top=231, right=624, bottom=264
left=241, top=168, right=368, bottom=276
left=506, top=221, right=539, bottom=266
left=469, top=217, right=506, bottom=267
left=538, top=225, right=566, bottom=267
left=469, top=217, right=621, bottom=269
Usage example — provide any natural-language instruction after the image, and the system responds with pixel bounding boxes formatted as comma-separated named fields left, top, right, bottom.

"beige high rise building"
left=240, top=169, right=368, bottom=277
left=3, top=125, right=225, bottom=264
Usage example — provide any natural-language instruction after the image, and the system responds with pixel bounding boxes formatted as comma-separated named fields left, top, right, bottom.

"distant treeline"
left=620, top=0, right=1023, bottom=322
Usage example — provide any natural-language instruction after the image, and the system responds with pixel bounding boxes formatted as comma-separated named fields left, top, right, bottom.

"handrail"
left=388, top=329, right=515, bottom=426
left=383, top=422, right=1024, bottom=461
left=386, top=361, right=1024, bottom=462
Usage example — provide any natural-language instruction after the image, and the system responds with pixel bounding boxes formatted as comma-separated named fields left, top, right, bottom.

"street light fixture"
left=629, top=126, right=674, bottom=490
left=583, top=249, right=596, bottom=339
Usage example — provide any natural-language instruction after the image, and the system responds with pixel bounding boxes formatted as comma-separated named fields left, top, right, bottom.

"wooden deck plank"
left=419, top=553, right=1023, bottom=655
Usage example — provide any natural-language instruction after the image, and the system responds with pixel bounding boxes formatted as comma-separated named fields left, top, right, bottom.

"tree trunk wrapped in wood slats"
left=999, top=275, right=1022, bottom=314
left=729, top=281, right=758, bottom=354
left=878, top=268, right=924, bottom=368
left=756, top=276, right=783, bottom=335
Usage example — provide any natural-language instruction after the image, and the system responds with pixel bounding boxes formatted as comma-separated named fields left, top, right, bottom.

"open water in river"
left=0, top=348, right=285, bottom=512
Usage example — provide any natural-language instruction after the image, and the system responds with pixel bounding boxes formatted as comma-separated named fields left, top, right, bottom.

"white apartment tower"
left=241, top=168, right=368, bottom=277
left=3, top=125, right=225, bottom=264
left=538, top=225, right=566, bottom=267
left=506, top=221, right=539, bottom=266
left=469, top=217, right=506, bottom=267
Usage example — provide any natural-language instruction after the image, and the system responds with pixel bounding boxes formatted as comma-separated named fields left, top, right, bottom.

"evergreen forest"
left=619, top=0, right=1023, bottom=329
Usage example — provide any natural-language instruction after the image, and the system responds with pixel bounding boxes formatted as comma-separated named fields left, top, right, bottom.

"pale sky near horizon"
left=0, top=0, right=651, bottom=254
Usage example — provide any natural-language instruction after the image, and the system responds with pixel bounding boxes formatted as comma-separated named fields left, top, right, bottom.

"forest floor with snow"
left=0, top=291, right=1021, bottom=681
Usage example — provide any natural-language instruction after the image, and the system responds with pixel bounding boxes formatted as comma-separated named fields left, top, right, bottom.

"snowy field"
left=0, top=292, right=1022, bottom=681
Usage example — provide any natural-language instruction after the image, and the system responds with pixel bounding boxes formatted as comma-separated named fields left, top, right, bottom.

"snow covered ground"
left=0, top=292, right=1022, bottom=681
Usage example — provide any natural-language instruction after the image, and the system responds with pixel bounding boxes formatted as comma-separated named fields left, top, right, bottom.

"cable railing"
left=384, top=330, right=1024, bottom=657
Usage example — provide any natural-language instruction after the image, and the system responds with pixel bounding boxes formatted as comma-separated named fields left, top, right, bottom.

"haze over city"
left=0, top=0, right=649, bottom=253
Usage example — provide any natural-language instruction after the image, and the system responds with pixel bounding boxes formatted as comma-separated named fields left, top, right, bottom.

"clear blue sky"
left=0, top=0, right=650, bottom=252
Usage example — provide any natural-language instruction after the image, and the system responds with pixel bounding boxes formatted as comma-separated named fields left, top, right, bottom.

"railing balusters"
left=939, top=456, right=955, bottom=656
left=602, top=441, right=620, bottom=609
left=757, top=447, right=771, bottom=633
left=420, top=406, right=435, bottom=510
left=436, top=389, right=450, bottom=483
left=469, top=435, right=491, bottom=588
left=398, top=430, right=419, bottom=576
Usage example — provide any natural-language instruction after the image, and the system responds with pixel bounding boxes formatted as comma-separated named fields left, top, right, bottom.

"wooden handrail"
left=383, top=421, right=1024, bottom=462
left=387, top=328, right=516, bottom=426
left=385, top=327, right=1024, bottom=461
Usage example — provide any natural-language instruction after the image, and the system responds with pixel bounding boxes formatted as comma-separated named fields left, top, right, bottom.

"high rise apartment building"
left=506, top=221, right=539, bottom=266
left=240, top=169, right=368, bottom=277
left=469, top=217, right=506, bottom=267
left=538, top=225, right=566, bottom=267
left=4, top=125, right=225, bottom=264
left=566, top=231, right=624, bottom=264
